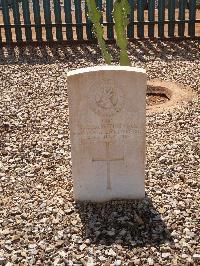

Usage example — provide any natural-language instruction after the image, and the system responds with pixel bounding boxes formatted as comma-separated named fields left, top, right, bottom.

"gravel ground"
left=0, top=40, right=199, bottom=266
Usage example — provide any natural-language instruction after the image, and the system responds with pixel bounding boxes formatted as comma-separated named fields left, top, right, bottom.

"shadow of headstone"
left=76, top=197, right=174, bottom=247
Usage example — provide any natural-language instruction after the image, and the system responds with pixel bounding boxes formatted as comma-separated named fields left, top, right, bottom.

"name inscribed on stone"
left=74, top=120, right=143, bottom=141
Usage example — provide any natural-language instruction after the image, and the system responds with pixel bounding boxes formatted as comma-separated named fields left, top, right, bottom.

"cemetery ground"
left=0, top=40, right=199, bottom=265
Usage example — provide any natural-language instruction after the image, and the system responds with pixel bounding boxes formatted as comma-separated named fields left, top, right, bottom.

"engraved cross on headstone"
left=92, top=142, right=124, bottom=190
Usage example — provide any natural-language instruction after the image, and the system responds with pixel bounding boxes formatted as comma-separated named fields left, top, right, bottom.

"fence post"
left=74, top=0, right=83, bottom=40
left=178, top=0, right=186, bottom=37
left=148, top=0, right=155, bottom=38
left=127, top=0, right=135, bottom=38
left=1, top=0, right=12, bottom=43
left=12, top=0, right=23, bottom=43
left=53, top=0, right=63, bottom=41
left=168, top=0, right=175, bottom=37
left=137, top=0, right=144, bottom=38
left=0, top=29, right=2, bottom=45
left=43, top=0, right=53, bottom=41
left=63, top=0, right=73, bottom=40
left=32, top=0, right=43, bottom=42
left=22, top=0, right=33, bottom=42
left=106, top=0, right=114, bottom=39
left=158, top=0, right=165, bottom=38
left=188, top=0, right=196, bottom=37
left=85, top=1, right=93, bottom=40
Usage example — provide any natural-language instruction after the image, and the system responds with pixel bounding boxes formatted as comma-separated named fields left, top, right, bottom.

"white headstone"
left=67, top=66, right=146, bottom=202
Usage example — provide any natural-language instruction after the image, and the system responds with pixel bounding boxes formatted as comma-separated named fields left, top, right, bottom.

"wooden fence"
left=0, top=0, right=199, bottom=45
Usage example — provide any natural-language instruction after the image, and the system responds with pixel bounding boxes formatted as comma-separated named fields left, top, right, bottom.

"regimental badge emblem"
left=88, top=79, right=125, bottom=117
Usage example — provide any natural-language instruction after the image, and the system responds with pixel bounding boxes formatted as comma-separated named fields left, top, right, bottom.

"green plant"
left=113, top=0, right=131, bottom=66
left=86, top=0, right=112, bottom=65
left=86, top=0, right=131, bottom=66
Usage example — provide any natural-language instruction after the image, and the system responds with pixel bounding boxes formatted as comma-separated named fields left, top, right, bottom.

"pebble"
left=147, top=258, right=154, bottom=265
left=161, top=253, right=171, bottom=259
left=193, top=254, right=200, bottom=261
left=106, top=249, right=117, bottom=257
left=28, top=244, right=37, bottom=249
left=114, top=259, right=122, bottom=266
left=79, top=244, right=86, bottom=251
left=98, top=256, right=107, bottom=261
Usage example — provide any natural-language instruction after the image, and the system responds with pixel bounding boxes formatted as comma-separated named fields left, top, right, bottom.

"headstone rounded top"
left=67, top=66, right=146, bottom=77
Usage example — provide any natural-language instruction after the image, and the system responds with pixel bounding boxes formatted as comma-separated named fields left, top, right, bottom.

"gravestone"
left=67, top=66, right=146, bottom=202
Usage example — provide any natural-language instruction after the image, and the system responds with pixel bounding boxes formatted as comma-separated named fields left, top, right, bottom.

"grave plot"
left=0, top=40, right=199, bottom=265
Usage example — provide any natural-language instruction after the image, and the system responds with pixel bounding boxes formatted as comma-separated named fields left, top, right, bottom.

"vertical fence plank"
left=0, top=28, right=2, bottom=45
left=178, top=0, right=186, bottom=37
left=158, top=0, right=165, bottom=38
left=32, top=0, right=43, bottom=42
left=43, top=0, right=53, bottom=41
left=137, top=0, right=144, bottom=38
left=22, top=0, right=33, bottom=42
left=0, top=27, right=2, bottom=45
left=53, top=0, right=63, bottom=41
left=106, top=0, right=114, bottom=39
left=97, top=0, right=103, bottom=23
left=188, top=0, right=196, bottom=37
left=168, top=0, right=175, bottom=37
left=74, top=0, right=83, bottom=40
left=148, top=0, right=155, bottom=37
left=63, top=0, right=73, bottom=40
left=85, top=1, right=93, bottom=40
left=1, top=0, right=12, bottom=43
left=12, top=0, right=23, bottom=42
left=127, top=0, right=134, bottom=38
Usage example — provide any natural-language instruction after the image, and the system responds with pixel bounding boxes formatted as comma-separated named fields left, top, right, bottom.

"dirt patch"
left=146, top=91, right=170, bottom=106
left=146, top=79, right=196, bottom=113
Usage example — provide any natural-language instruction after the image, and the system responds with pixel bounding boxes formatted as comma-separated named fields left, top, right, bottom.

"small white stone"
left=162, top=253, right=171, bottom=259
left=193, top=254, right=200, bottom=260
left=107, top=230, right=115, bottom=236
left=79, top=244, right=86, bottom=251
left=57, top=230, right=64, bottom=239
left=147, top=257, right=154, bottom=265
left=28, top=244, right=37, bottom=249
left=106, top=249, right=116, bottom=257
left=85, top=239, right=91, bottom=245
left=86, top=257, right=94, bottom=266
left=98, top=256, right=107, bottom=261
left=5, top=263, right=13, bottom=266
left=159, top=156, right=166, bottom=163
left=58, top=251, right=68, bottom=258
left=53, top=257, right=61, bottom=265
left=114, top=260, right=122, bottom=266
